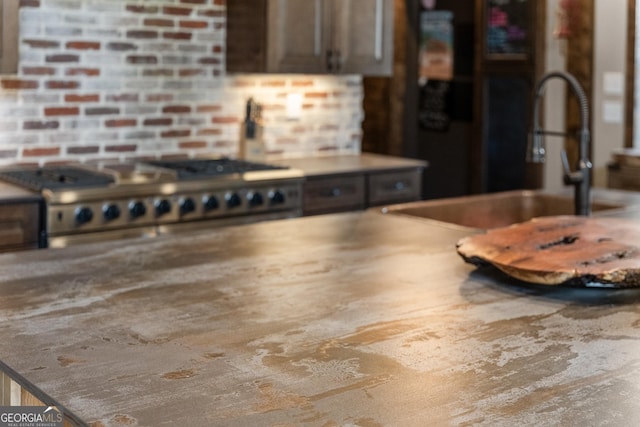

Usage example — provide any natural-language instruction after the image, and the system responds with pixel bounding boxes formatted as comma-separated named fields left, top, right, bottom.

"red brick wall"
left=0, top=0, right=363, bottom=165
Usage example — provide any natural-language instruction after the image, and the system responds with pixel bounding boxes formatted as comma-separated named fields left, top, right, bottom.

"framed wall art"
left=485, top=0, right=531, bottom=59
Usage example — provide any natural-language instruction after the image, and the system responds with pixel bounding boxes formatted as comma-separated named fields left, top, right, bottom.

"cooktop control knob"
left=269, top=189, right=286, bottom=205
left=225, top=192, right=242, bottom=209
left=247, top=191, right=264, bottom=207
left=102, top=204, right=121, bottom=221
left=129, top=201, right=147, bottom=219
left=180, top=197, right=196, bottom=215
left=203, top=195, right=219, bottom=212
left=75, top=206, right=93, bottom=225
left=155, top=199, right=172, bottom=217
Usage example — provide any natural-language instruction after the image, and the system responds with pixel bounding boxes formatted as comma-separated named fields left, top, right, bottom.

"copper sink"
left=380, top=190, right=627, bottom=230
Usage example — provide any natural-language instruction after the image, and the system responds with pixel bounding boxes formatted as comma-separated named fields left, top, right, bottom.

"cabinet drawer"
left=0, top=202, right=40, bottom=252
left=608, top=166, right=640, bottom=191
left=303, top=175, right=366, bottom=215
left=367, top=170, right=422, bottom=205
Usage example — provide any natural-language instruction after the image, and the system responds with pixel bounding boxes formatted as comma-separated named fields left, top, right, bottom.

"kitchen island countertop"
left=2, top=209, right=640, bottom=426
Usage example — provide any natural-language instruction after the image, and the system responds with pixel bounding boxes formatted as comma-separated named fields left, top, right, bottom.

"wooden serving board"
left=456, top=216, right=640, bottom=287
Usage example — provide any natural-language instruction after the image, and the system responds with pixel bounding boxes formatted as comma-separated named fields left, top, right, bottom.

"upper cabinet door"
left=0, top=0, right=19, bottom=75
left=228, top=0, right=394, bottom=76
left=334, top=0, right=394, bottom=76
left=266, top=0, right=332, bottom=73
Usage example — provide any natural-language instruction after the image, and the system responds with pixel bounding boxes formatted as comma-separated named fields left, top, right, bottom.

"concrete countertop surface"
left=269, top=152, right=428, bottom=177
left=2, top=199, right=640, bottom=426
left=0, top=181, right=41, bottom=204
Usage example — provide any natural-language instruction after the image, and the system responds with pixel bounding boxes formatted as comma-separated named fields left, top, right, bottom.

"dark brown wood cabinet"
left=367, top=169, right=422, bottom=205
left=0, top=183, right=43, bottom=252
left=303, top=175, right=367, bottom=215
left=366, top=0, right=550, bottom=198
left=472, top=0, right=545, bottom=193
left=0, top=0, right=19, bottom=74
left=302, top=169, right=423, bottom=215
left=272, top=153, right=427, bottom=215
left=226, top=0, right=394, bottom=76
left=0, top=202, right=41, bottom=252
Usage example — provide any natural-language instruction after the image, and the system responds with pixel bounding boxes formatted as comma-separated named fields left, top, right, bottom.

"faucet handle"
left=561, top=149, right=583, bottom=185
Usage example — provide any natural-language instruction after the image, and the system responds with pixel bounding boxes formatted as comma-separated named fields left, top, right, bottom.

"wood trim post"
left=625, top=0, right=636, bottom=148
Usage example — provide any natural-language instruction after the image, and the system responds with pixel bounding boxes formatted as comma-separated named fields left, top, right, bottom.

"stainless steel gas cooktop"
left=0, top=157, right=304, bottom=247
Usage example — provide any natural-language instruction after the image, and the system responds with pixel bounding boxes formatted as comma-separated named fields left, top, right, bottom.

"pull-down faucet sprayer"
left=528, top=71, right=592, bottom=216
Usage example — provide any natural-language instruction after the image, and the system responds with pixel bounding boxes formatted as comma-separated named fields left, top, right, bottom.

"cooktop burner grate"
left=146, top=158, right=288, bottom=180
left=0, top=166, right=115, bottom=191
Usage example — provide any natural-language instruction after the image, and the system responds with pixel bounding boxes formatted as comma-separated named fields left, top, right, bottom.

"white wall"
left=592, top=0, right=627, bottom=186
left=543, top=0, right=627, bottom=190
left=543, top=0, right=567, bottom=192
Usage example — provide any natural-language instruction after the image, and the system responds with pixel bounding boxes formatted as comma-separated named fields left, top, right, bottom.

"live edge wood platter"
left=456, top=216, right=640, bottom=288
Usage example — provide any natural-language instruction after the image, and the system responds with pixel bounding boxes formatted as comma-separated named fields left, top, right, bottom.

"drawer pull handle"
left=330, top=188, right=342, bottom=197
left=394, top=181, right=406, bottom=190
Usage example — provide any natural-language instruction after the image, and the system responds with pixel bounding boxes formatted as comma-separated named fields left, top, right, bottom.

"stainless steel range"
left=0, top=158, right=304, bottom=248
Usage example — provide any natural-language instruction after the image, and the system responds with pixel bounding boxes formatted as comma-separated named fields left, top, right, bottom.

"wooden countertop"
left=269, top=153, right=428, bottom=177
left=2, top=210, right=640, bottom=426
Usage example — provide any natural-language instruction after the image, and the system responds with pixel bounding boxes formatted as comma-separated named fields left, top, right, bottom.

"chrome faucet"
left=528, top=71, right=593, bottom=216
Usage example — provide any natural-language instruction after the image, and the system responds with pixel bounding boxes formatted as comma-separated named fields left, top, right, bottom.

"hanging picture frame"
left=485, top=0, right=532, bottom=59
left=419, top=10, right=454, bottom=84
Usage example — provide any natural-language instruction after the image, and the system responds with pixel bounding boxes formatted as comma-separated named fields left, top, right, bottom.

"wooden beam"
left=625, top=0, right=636, bottom=148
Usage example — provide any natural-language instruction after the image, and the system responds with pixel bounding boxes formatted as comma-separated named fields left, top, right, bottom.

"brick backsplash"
left=0, top=0, right=363, bottom=166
